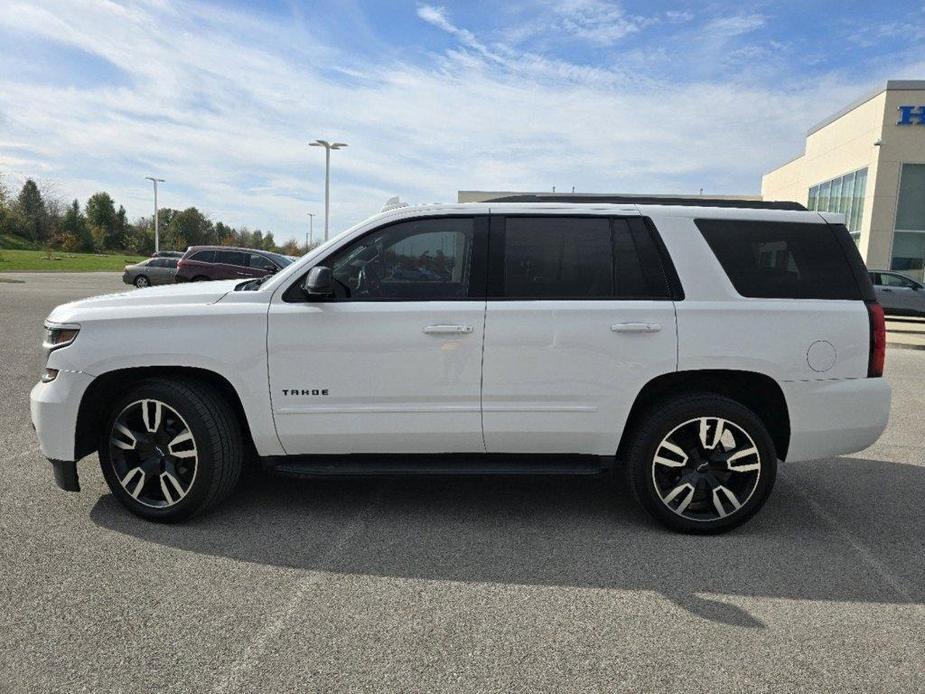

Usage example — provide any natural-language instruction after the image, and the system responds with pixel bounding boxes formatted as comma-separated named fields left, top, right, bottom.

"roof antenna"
left=699, top=188, right=704, bottom=196
left=571, top=186, right=575, bottom=193
left=552, top=185, right=556, bottom=192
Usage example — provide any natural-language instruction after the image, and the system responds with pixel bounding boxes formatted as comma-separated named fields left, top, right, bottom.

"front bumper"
left=30, top=370, right=95, bottom=489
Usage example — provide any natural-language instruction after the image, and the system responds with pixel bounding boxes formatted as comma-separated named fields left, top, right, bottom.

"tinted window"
left=881, top=273, right=918, bottom=288
left=695, top=219, right=863, bottom=300
left=504, top=217, right=613, bottom=298
left=265, top=252, right=293, bottom=267
left=501, top=217, right=671, bottom=300
left=247, top=253, right=275, bottom=270
left=327, top=217, right=475, bottom=300
left=163, top=259, right=178, bottom=269
left=619, top=218, right=672, bottom=299
left=189, top=250, right=215, bottom=263
left=215, top=250, right=247, bottom=267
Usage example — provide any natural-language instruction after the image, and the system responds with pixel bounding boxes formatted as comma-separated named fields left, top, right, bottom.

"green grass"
left=0, top=233, right=40, bottom=250
left=0, top=248, right=147, bottom=272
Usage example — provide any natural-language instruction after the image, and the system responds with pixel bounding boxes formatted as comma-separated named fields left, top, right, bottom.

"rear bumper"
left=30, top=369, right=95, bottom=464
left=782, top=377, right=891, bottom=462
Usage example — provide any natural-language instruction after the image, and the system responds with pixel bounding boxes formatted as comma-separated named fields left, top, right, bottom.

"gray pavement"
left=1, top=272, right=923, bottom=693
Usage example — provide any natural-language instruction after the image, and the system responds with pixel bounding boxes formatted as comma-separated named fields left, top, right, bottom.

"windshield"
left=265, top=252, right=294, bottom=267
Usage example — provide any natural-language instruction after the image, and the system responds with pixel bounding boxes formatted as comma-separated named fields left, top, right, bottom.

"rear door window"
left=503, top=217, right=613, bottom=299
left=215, top=250, right=247, bottom=267
left=695, top=219, right=863, bottom=300
left=498, top=216, right=672, bottom=300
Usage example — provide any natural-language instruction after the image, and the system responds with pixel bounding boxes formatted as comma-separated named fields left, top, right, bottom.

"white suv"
left=31, top=200, right=891, bottom=533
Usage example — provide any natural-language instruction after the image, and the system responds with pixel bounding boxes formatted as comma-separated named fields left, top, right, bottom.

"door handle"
left=611, top=322, right=662, bottom=333
left=423, top=324, right=474, bottom=335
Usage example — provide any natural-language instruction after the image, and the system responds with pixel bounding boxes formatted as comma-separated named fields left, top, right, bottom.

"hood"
left=46, top=280, right=241, bottom=324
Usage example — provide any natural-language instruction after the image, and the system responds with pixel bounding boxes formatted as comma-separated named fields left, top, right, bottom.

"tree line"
left=0, top=175, right=310, bottom=257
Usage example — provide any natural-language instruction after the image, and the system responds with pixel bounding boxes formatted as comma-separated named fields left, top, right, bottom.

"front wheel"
left=134, top=275, right=149, bottom=288
left=625, top=394, right=777, bottom=534
left=99, top=378, right=243, bottom=522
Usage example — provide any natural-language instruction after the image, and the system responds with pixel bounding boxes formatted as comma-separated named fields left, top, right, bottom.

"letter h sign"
left=897, top=106, right=925, bottom=125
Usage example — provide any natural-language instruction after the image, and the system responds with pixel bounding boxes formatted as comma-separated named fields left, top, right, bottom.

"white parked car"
left=31, top=200, right=890, bottom=533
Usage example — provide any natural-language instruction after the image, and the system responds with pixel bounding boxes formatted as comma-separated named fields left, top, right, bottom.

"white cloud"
left=0, top=1, right=909, bottom=244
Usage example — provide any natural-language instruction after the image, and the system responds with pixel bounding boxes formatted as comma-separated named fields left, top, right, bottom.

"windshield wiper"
left=236, top=276, right=270, bottom=291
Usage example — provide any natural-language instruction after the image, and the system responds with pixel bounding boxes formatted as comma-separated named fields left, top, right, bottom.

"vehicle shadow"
left=90, top=457, right=925, bottom=628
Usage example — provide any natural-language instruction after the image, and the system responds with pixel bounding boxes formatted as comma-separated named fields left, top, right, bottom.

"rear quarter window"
left=695, top=219, right=863, bottom=300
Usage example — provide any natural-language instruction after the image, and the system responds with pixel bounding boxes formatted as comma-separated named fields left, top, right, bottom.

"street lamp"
left=309, top=139, right=347, bottom=241
left=307, top=212, right=315, bottom=249
left=145, top=176, right=165, bottom=253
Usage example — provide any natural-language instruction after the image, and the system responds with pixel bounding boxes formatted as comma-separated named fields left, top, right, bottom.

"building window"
left=890, top=164, right=925, bottom=281
left=807, top=167, right=867, bottom=232
left=895, top=164, right=925, bottom=231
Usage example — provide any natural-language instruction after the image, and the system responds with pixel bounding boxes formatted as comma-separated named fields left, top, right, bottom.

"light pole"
left=145, top=176, right=165, bottom=252
left=309, top=139, right=347, bottom=241
left=307, top=212, right=315, bottom=248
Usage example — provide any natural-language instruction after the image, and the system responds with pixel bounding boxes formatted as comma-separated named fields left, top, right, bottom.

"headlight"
left=43, top=326, right=80, bottom=352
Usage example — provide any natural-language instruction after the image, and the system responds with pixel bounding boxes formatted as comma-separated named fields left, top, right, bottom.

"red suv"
left=176, top=246, right=294, bottom=282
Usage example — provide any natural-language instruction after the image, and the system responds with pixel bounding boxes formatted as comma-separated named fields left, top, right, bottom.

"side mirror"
left=303, top=266, right=333, bottom=297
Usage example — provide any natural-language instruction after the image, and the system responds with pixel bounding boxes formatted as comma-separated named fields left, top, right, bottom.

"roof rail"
left=486, top=194, right=807, bottom=211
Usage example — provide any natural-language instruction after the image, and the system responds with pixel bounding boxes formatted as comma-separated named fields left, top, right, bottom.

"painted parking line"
left=211, top=485, right=387, bottom=693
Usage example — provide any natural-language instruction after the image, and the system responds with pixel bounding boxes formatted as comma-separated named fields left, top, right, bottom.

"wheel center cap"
left=154, top=446, right=165, bottom=458
left=696, top=462, right=710, bottom=473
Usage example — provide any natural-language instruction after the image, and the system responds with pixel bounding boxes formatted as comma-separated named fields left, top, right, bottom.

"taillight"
left=866, top=301, right=885, bottom=377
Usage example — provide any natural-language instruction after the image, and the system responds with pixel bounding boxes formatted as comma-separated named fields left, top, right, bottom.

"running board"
left=262, top=453, right=612, bottom=478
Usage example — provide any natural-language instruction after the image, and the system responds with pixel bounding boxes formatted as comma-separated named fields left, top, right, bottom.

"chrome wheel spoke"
left=654, top=440, right=688, bottom=468
left=726, top=446, right=760, bottom=472
left=698, top=417, right=725, bottom=450
left=712, top=485, right=742, bottom=518
left=167, top=430, right=196, bottom=459
left=662, top=482, right=696, bottom=513
left=159, top=471, right=187, bottom=505
left=141, top=400, right=163, bottom=433
left=111, top=423, right=138, bottom=451
left=121, top=467, right=146, bottom=498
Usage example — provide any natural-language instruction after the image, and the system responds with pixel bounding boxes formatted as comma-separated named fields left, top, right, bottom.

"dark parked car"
left=123, top=257, right=179, bottom=287
left=175, top=246, right=294, bottom=282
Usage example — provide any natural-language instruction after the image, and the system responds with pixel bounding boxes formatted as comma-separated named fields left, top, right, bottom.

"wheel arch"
left=617, top=369, right=791, bottom=462
left=75, top=366, right=256, bottom=461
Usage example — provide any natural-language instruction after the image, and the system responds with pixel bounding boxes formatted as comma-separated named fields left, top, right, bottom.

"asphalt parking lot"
left=1, top=272, right=923, bottom=693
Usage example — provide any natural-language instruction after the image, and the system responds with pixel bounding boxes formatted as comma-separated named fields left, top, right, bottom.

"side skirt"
left=260, top=453, right=615, bottom=479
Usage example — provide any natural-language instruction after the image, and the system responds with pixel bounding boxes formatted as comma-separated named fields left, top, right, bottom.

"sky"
left=1, top=0, right=924, bottom=243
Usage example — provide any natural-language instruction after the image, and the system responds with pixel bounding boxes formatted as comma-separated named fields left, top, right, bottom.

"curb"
left=887, top=342, right=925, bottom=351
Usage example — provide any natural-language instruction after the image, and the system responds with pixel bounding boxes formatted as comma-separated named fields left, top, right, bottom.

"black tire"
left=98, top=378, right=243, bottom=522
left=625, top=393, right=777, bottom=534
left=134, top=275, right=149, bottom=288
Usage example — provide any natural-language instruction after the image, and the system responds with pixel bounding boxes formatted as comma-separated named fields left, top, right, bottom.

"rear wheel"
left=625, top=394, right=777, bottom=534
left=99, top=378, right=243, bottom=521
left=134, top=275, right=149, bottom=288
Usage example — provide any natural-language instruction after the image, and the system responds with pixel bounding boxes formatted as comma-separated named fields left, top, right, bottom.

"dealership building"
left=458, top=82, right=925, bottom=280
left=762, top=80, right=925, bottom=280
